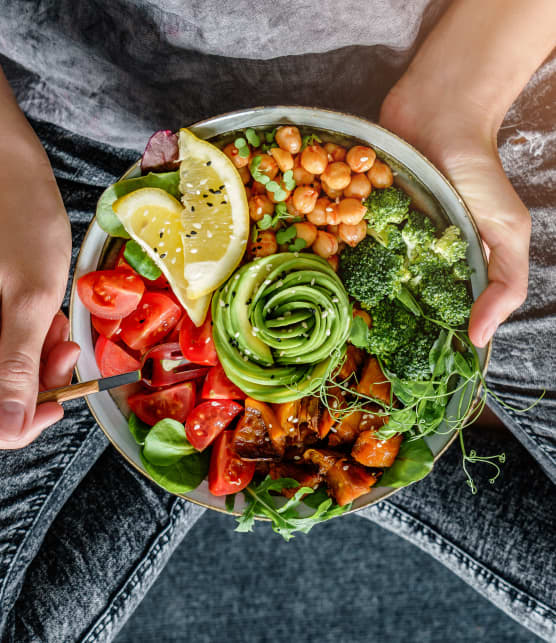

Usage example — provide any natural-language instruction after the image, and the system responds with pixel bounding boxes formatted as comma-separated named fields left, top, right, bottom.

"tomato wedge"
left=185, top=400, right=243, bottom=451
left=91, top=315, right=121, bottom=339
left=179, top=311, right=218, bottom=366
left=128, top=381, right=196, bottom=426
left=201, top=363, right=246, bottom=400
left=208, top=430, right=255, bottom=496
left=141, top=342, right=208, bottom=388
left=95, top=336, right=141, bottom=377
left=77, top=270, right=145, bottom=320
left=120, top=291, right=181, bottom=351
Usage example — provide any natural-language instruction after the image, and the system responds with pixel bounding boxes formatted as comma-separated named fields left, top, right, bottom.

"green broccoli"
left=364, top=186, right=411, bottom=231
left=366, top=299, right=418, bottom=357
left=432, top=225, right=468, bottom=265
left=401, top=211, right=437, bottom=261
left=367, top=223, right=405, bottom=252
left=386, top=327, right=438, bottom=381
left=452, top=260, right=473, bottom=281
left=339, top=237, right=409, bottom=308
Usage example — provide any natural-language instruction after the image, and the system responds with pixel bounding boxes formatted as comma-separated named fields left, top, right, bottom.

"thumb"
left=0, top=290, right=56, bottom=441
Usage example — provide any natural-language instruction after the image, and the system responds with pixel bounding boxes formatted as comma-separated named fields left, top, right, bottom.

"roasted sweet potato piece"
left=352, top=430, right=403, bottom=468
left=356, top=357, right=391, bottom=404
left=303, top=448, right=341, bottom=474
left=269, top=462, right=323, bottom=499
left=298, top=396, right=321, bottom=434
left=274, top=399, right=301, bottom=439
left=317, top=408, right=335, bottom=439
left=359, top=409, right=388, bottom=431
left=335, top=345, right=365, bottom=381
left=233, top=398, right=285, bottom=460
left=327, top=410, right=363, bottom=447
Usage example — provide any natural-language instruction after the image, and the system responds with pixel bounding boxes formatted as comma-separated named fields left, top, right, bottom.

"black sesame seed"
left=160, top=253, right=167, bottom=259
left=232, top=291, right=236, bottom=296
left=221, top=200, right=227, bottom=205
left=190, top=230, right=197, bottom=235
left=276, top=338, right=282, bottom=342
left=159, top=232, right=164, bottom=238
left=153, top=248, right=158, bottom=253
left=191, top=206, right=195, bottom=212
left=207, top=202, right=213, bottom=207
left=270, top=375, right=275, bottom=379
left=185, top=234, right=191, bottom=238
left=225, top=303, right=229, bottom=308
left=206, top=161, right=212, bottom=166
left=202, top=194, right=208, bottom=198
left=219, top=184, right=225, bottom=190
left=246, top=299, right=252, bottom=305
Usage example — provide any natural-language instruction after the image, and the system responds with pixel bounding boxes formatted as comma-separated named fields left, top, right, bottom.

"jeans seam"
left=370, top=500, right=556, bottom=622
left=80, top=498, right=189, bottom=643
left=0, top=426, right=102, bottom=610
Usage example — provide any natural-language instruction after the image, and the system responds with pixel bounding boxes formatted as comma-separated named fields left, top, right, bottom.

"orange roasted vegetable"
left=327, top=410, right=362, bottom=447
left=351, top=430, right=403, bottom=468
left=335, top=344, right=365, bottom=381
left=356, top=357, right=391, bottom=404
left=269, top=462, right=323, bottom=499
left=233, top=398, right=286, bottom=460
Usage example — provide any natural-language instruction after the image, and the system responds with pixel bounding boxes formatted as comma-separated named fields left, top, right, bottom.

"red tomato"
left=141, top=342, right=208, bottom=388
left=116, top=245, right=169, bottom=289
left=91, top=315, right=121, bottom=339
left=179, top=311, right=218, bottom=366
left=77, top=270, right=145, bottom=320
left=208, top=430, right=255, bottom=496
left=95, top=336, right=141, bottom=377
left=120, top=291, right=181, bottom=351
left=201, top=363, right=246, bottom=400
left=128, top=381, right=196, bottom=426
left=185, top=399, right=243, bottom=451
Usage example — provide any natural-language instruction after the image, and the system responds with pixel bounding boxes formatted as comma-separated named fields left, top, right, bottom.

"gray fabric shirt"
left=0, top=0, right=555, bottom=480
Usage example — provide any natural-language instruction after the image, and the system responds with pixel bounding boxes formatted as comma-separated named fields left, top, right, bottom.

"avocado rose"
left=211, top=253, right=352, bottom=403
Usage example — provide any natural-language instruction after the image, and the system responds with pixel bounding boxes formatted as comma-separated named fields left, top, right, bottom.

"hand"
left=0, top=137, right=76, bottom=446
left=379, top=85, right=531, bottom=348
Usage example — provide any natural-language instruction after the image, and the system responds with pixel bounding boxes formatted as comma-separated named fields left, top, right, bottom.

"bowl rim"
left=69, top=105, right=491, bottom=518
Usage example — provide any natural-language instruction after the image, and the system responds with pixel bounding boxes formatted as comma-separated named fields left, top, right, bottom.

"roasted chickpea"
left=307, top=197, right=332, bottom=226
left=321, top=178, right=343, bottom=200
left=321, top=161, right=351, bottom=190
left=256, top=154, right=279, bottom=181
left=248, top=194, right=274, bottom=222
left=324, top=143, right=347, bottom=162
left=251, top=180, right=267, bottom=194
left=367, top=159, right=394, bottom=188
left=292, top=155, right=315, bottom=185
left=293, top=222, right=318, bottom=247
left=238, top=165, right=251, bottom=185
left=300, top=144, right=328, bottom=175
left=276, top=126, right=302, bottom=154
left=344, top=173, right=372, bottom=200
left=339, top=221, right=367, bottom=247
left=325, top=207, right=340, bottom=226
left=244, top=186, right=252, bottom=200
left=292, top=186, right=319, bottom=214
left=285, top=196, right=304, bottom=219
left=269, top=147, right=294, bottom=173
left=327, top=224, right=339, bottom=236
left=223, top=142, right=250, bottom=168
left=326, top=255, right=339, bottom=272
left=337, top=198, right=367, bottom=225
left=312, top=230, right=339, bottom=259
left=248, top=229, right=278, bottom=259
left=353, top=308, right=372, bottom=327
left=346, top=146, right=376, bottom=173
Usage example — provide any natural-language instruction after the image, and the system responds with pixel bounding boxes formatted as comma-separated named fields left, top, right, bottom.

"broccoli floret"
left=339, top=237, right=409, bottom=308
left=366, top=299, right=418, bottom=357
left=364, top=186, right=411, bottom=231
left=367, top=223, right=406, bottom=252
left=402, top=211, right=437, bottom=261
left=432, top=225, right=468, bottom=265
left=452, top=260, right=473, bottom=281
left=386, top=328, right=438, bottom=380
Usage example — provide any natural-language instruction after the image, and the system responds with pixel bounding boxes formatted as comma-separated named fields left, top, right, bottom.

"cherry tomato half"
left=201, top=363, right=246, bottom=400
left=179, top=311, right=218, bottom=366
left=95, top=336, right=141, bottom=378
left=116, top=244, right=169, bottom=289
left=141, top=342, right=208, bottom=388
left=128, top=381, right=196, bottom=426
left=120, top=291, right=181, bottom=351
left=77, top=270, right=145, bottom=320
left=91, top=315, right=121, bottom=339
left=185, top=399, right=243, bottom=451
left=208, top=430, right=255, bottom=496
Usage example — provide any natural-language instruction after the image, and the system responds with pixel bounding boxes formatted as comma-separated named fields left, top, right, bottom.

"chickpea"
left=367, top=159, right=394, bottom=188
left=294, top=222, right=318, bottom=247
left=248, top=194, right=274, bottom=222
left=275, top=126, right=302, bottom=154
left=324, top=143, right=347, bottom=163
left=238, top=165, right=251, bottom=184
left=307, top=197, right=332, bottom=226
left=248, top=229, right=278, bottom=259
left=325, top=207, right=340, bottom=226
left=251, top=180, right=267, bottom=194
left=344, top=173, right=372, bottom=200
left=339, top=221, right=367, bottom=247
left=223, top=142, right=250, bottom=168
left=327, top=224, right=339, bottom=236
left=353, top=308, right=372, bottom=327
left=292, top=155, right=315, bottom=185
left=256, top=154, right=279, bottom=181
left=337, top=198, right=367, bottom=225
left=321, top=178, right=343, bottom=200
left=321, top=161, right=351, bottom=190
left=285, top=196, right=304, bottom=219
left=244, top=186, right=252, bottom=201
left=346, top=146, right=377, bottom=173
left=312, top=230, right=339, bottom=259
left=270, top=147, right=294, bottom=173
left=326, top=255, right=339, bottom=272
left=292, top=186, right=319, bottom=214
left=300, top=144, right=328, bottom=175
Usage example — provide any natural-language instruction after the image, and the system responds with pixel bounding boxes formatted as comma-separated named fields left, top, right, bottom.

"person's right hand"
left=0, top=136, right=77, bottom=447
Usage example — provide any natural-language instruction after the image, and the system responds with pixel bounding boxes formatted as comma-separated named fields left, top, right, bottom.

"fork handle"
left=37, top=379, right=100, bottom=404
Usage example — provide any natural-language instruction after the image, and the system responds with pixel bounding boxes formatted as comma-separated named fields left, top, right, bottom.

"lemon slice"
left=177, top=128, right=249, bottom=298
left=112, top=187, right=210, bottom=326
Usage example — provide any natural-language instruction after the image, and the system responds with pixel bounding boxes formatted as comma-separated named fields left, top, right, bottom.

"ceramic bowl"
left=70, top=106, right=490, bottom=516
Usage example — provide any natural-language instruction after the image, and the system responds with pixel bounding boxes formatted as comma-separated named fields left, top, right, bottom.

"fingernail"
left=0, top=402, right=25, bottom=441
left=480, top=322, right=498, bottom=346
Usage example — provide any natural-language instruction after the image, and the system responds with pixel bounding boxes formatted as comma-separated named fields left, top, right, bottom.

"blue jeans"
left=0, top=121, right=555, bottom=642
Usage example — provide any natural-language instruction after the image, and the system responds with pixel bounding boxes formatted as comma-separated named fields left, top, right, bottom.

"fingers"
left=0, top=403, right=64, bottom=450
left=41, top=311, right=70, bottom=363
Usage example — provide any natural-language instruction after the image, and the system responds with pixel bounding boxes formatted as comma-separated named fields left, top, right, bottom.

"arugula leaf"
left=349, top=315, right=370, bottom=348
left=123, top=240, right=162, bottom=280
left=96, top=171, right=180, bottom=238
left=236, top=476, right=351, bottom=541
left=128, top=412, right=151, bottom=445
left=143, top=418, right=196, bottom=466
left=140, top=450, right=210, bottom=494
left=377, top=437, right=434, bottom=488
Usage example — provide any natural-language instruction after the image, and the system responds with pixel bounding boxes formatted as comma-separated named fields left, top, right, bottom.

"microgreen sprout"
left=234, top=137, right=251, bottom=158
left=288, top=237, right=307, bottom=252
left=276, top=226, right=297, bottom=245
left=245, top=127, right=261, bottom=147
left=301, top=133, right=322, bottom=150
left=283, top=169, right=296, bottom=191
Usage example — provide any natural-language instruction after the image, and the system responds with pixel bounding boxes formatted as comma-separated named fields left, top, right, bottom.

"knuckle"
left=0, top=351, right=38, bottom=387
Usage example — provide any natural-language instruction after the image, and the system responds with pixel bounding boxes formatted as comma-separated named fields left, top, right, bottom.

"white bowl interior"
left=71, top=106, right=488, bottom=515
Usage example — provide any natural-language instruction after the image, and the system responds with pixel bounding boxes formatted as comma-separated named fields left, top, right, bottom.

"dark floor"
left=116, top=509, right=538, bottom=643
